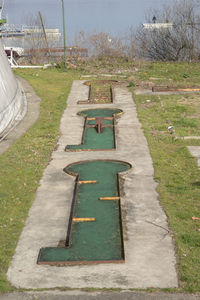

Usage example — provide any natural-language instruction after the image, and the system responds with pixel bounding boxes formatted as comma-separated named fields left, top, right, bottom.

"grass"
left=133, top=61, right=200, bottom=87
left=0, top=60, right=200, bottom=294
left=0, top=68, right=79, bottom=292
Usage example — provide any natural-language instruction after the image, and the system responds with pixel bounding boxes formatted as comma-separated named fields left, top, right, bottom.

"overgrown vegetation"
left=137, top=0, right=200, bottom=61
left=0, top=61, right=200, bottom=293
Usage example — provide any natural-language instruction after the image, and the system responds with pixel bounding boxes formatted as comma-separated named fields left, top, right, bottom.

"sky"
left=3, top=0, right=173, bottom=42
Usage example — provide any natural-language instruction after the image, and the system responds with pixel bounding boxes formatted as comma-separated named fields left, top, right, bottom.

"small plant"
left=183, top=73, right=189, bottom=78
left=128, top=81, right=135, bottom=87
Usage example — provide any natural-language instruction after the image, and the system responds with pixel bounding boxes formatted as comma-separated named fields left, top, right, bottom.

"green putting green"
left=65, top=109, right=122, bottom=151
left=38, top=160, right=131, bottom=265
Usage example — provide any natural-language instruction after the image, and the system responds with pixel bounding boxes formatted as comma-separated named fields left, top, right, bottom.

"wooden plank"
left=87, top=117, right=113, bottom=120
left=177, top=88, right=200, bottom=92
left=78, top=180, right=97, bottom=184
left=73, top=218, right=95, bottom=222
left=99, top=197, right=120, bottom=201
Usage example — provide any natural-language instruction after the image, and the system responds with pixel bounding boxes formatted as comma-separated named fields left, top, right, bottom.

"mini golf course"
left=38, top=160, right=131, bottom=265
left=8, top=80, right=178, bottom=289
left=65, top=109, right=122, bottom=151
left=38, top=83, right=130, bottom=265
left=78, top=80, right=118, bottom=104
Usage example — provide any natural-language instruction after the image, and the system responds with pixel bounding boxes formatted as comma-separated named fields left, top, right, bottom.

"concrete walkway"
left=135, top=88, right=200, bottom=96
left=0, top=290, right=200, bottom=300
left=7, top=81, right=178, bottom=289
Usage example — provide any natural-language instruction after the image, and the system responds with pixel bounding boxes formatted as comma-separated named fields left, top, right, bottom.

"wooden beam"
left=73, top=218, right=95, bottom=222
left=99, top=197, right=120, bottom=201
left=78, top=180, right=97, bottom=184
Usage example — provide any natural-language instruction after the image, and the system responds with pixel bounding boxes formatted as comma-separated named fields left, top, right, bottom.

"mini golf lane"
left=78, top=80, right=117, bottom=104
left=65, top=109, right=122, bottom=151
left=38, top=160, right=131, bottom=265
left=7, top=81, right=178, bottom=289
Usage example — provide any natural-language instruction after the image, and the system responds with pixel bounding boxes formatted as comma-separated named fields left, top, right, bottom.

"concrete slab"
left=184, top=136, right=200, bottom=140
left=188, top=146, right=200, bottom=166
left=135, top=89, right=200, bottom=95
left=7, top=80, right=178, bottom=289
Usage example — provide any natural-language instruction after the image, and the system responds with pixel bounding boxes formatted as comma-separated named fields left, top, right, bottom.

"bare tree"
left=137, top=0, right=200, bottom=61
left=126, top=27, right=138, bottom=60
left=74, top=31, right=126, bottom=58
left=89, top=32, right=126, bottom=57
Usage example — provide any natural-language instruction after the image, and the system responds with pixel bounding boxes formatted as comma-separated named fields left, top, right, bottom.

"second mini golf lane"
left=78, top=80, right=118, bottom=104
left=65, top=109, right=122, bottom=151
left=38, top=160, right=131, bottom=265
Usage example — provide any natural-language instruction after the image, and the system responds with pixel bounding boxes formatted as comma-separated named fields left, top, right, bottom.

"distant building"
left=142, top=23, right=173, bottom=29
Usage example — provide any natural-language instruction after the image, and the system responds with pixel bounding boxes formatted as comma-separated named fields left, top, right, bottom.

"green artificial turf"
left=65, top=109, right=122, bottom=151
left=38, top=160, right=131, bottom=264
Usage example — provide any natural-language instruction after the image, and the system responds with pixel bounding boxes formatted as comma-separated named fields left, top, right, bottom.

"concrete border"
left=7, top=81, right=178, bottom=289
left=135, top=89, right=200, bottom=95
left=1, top=290, right=200, bottom=300
left=188, top=146, right=200, bottom=166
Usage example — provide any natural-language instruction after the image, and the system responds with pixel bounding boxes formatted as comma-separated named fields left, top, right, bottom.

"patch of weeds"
left=183, top=73, right=190, bottom=78
left=128, top=81, right=135, bottom=87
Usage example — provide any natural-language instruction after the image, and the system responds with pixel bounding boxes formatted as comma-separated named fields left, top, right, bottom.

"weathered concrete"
left=0, top=291, right=200, bottom=300
left=0, top=77, right=41, bottom=155
left=0, top=39, right=25, bottom=138
left=188, top=146, right=200, bottom=166
left=184, top=136, right=200, bottom=140
left=135, top=89, right=200, bottom=95
left=7, top=81, right=178, bottom=289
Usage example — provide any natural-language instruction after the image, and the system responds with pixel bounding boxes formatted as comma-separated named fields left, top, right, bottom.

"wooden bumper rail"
left=78, top=180, right=97, bottom=184
left=100, top=197, right=120, bottom=201
left=86, top=117, right=113, bottom=134
left=73, top=218, right=96, bottom=222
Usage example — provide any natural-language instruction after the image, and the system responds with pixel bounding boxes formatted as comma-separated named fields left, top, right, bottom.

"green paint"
left=38, top=160, right=131, bottom=264
left=65, top=109, right=122, bottom=151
